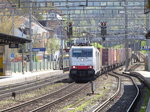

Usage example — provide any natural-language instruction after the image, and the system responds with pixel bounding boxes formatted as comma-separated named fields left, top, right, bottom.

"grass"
left=140, top=50, right=148, bottom=54
left=140, top=88, right=150, bottom=112
left=0, top=99, right=16, bottom=108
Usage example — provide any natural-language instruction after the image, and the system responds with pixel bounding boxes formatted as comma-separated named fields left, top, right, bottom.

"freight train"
left=69, top=45, right=132, bottom=82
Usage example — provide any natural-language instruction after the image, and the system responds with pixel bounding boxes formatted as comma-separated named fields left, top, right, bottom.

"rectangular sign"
left=141, top=46, right=150, bottom=50
left=9, top=43, right=19, bottom=48
left=32, top=48, right=46, bottom=52
left=141, top=48, right=150, bottom=50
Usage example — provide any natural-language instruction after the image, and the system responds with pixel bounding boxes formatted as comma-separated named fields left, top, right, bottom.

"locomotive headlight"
left=72, top=66, right=76, bottom=69
left=88, top=66, right=93, bottom=69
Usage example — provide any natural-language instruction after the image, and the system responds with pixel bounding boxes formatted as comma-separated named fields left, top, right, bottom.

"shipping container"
left=108, top=48, right=113, bottom=65
left=113, top=49, right=117, bottom=64
left=98, top=48, right=103, bottom=69
left=102, top=48, right=109, bottom=66
left=116, top=49, right=119, bottom=64
left=120, top=48, right=124, bottom=63
left=111, top=49, right=114, bottom=65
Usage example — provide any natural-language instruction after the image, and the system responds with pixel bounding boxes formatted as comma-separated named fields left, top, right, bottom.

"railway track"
left=112, top=72, right=140, bottom=111
left=0, top=63, right=143, bottom=112
left=0, top=82, right=89, bottom=112
left=91, top=72, right=121, bottom=112
left=0, top=73, right=66, bottom=90
left=139, top=53, right=146, bottom=62
left=0, top=73, right=69, bottom=100
left=128, top=63, right=141, bottom=71
left=0, top=72, right=69, bottom=90
left=92, top=71, right=140, bottom=112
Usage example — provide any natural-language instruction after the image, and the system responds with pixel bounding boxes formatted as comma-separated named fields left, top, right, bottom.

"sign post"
left=90, top=81, right=95, bottom=94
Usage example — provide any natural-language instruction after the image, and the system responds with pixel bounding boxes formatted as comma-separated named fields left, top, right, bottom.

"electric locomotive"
left=69, top=46, right=101, bottom=82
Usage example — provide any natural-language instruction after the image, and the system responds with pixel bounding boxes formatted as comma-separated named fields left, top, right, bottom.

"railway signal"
left=90, top=81, right=95, bottom=94
left=101, top=22, right=107, bottom=35
left=100, top=22, right=107, bottom=41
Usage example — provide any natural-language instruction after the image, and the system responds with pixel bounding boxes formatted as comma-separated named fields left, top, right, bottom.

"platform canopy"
left=0, top=33, right=31, bottom=45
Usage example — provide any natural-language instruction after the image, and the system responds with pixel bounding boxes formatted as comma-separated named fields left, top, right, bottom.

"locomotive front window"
left=72, top=48, right=92, bottom=57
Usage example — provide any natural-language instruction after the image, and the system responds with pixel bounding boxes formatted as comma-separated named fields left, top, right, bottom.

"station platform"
left=130, top=71, right=150, bottom=89
left=0, top=70, right=64, bottom=87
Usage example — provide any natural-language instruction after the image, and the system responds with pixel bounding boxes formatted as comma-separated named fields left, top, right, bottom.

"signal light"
left=100, top=22, right=107, bottom=35
left=100, top=22, right=107, bottom=41
left=101, top=22, right=107, bottom=26
left=72, top=66, right=77, bottom=69
left=88, top=66, right=93, bottom=69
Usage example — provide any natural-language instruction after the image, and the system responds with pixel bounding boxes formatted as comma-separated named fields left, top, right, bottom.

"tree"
left=0, top=11, right=25, bottom=58
left=0, top=12, right=21, bottom=34
left=91, top=42, right=103, bottom=48
left=46, top=37, right=60, bottom=54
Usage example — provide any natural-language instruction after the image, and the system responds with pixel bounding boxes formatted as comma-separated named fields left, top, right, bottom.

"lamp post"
left=29, top=0, right=33, bottom=72
left=66, top=5, right=71, bottom=48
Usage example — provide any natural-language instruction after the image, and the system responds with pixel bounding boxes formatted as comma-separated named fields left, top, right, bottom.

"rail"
left=30, top=83, right=89, bottom=112
left=114, top=71, right=140, bottom=112
left=92, top=73, right=121, bottom=112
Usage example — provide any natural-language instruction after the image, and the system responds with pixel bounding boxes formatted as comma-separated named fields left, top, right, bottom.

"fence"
left=11, top=59, right=69, bottom=73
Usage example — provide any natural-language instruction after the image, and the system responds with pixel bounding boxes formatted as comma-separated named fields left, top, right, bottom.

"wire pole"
left=66, top=0, right=71, bottom=48
left=29, top=0, right=33, bottom=72
left=60, top=27, right=63, bottom=70
left=124, top=0, right=129, bottom=71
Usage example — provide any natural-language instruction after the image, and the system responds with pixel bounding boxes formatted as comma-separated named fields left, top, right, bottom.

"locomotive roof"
left=71, top=46, right=95, bottom=49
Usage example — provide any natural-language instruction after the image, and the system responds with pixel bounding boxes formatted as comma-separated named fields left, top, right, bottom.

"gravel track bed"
left=13, top=83, right=83, bottom=112
left=128, top=63, right=145, bottom=72
left=45, top=74, right=118, bottom=112
left=0, top=79, right=70, bottom=110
